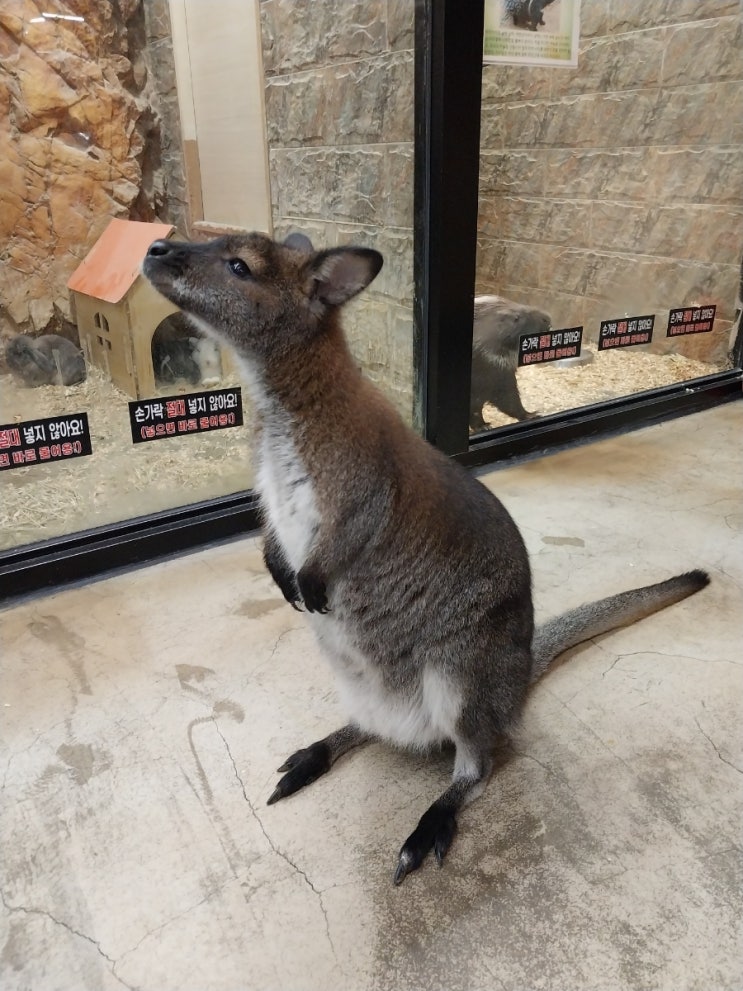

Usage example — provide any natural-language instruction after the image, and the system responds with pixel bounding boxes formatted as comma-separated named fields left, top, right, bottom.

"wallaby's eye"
left=227, top=258, right=251, bottom=279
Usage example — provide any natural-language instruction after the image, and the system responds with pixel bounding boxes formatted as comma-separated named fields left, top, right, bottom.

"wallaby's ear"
left=305, top=248, right=384, bottom=307
left=284, top=232, right=314, bottom=254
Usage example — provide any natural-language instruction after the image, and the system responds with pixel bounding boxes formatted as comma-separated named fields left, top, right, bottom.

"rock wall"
left=259, top=0, right=415, bottom=421
left=0, top=0, right=187, bottom=342
left=478, top=0, right=743, bottom=362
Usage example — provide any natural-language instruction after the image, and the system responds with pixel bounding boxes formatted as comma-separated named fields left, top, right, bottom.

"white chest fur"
left=311, top=614, right=463, bottom=750
left=256, top=418, right=320, bottom=573
left=233, top=353, right=320, bottom=573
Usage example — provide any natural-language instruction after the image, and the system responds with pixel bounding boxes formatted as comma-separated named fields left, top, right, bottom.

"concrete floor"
left=1, top=402, right=742, bottom=991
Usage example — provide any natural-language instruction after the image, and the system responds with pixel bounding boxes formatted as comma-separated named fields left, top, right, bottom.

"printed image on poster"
left=0, top=413, right=93, bottom=472
left=483, top=0, right=581, bottom=67
left=129, top=387, right=244, bottom=444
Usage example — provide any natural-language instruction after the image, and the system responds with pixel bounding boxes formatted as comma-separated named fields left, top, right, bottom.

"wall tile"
left=260, top=0, right=387, bottom=75
left=270, top=145, right=414, bottom=230
left=481, top=64, right=553, bottom=104
left=479, top=150, right=545, bottom=197
left=591, top=202, right=743, bottom=264
left=387, top=0, right=414, bottom=51
left=646, top=148, right=743, bottom=205
left=265, top=51, right=413, bottom=147
left=551, top=30, right=665, bottom=97
left=662, top=16, right=743, bottom=87
left=545, top=148, right=651, bottom=201
left=478, top=195, right=593, bottom=248
left=609, top=0, right=740, bottom=33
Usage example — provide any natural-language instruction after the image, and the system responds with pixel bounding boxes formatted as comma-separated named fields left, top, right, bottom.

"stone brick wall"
left=478, top=0, right=743, bottom=362
left=259, top=0, right=415, bottom=421
left=0, top=0, right=187, bottom=342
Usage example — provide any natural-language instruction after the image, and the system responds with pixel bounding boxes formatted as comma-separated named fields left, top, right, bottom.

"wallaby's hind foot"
left=394, top=742, right=493, bottom=885
left=267, top=723, right=370, bottom=805
left=394, top=801, right=458, bottom=885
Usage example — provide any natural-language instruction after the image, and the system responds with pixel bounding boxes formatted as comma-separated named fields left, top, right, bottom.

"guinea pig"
left=5, top=334, right=87, bottom=387
left=191, top=336, right=222, bottom=387
left=152, top=316, right=201, bottom=386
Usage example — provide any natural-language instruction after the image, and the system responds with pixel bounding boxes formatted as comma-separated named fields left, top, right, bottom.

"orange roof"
left=67, top=219, right=175, bottom=304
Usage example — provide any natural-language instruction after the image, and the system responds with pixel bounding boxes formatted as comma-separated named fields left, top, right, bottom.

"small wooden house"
left=67, top=219, right=227, bottom=400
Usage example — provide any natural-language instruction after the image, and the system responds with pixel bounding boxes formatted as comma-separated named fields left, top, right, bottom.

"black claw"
left=434, top=820, right=457, bottom=866
left=393, top=855, right=412, bottom=886
left=276, top=751, right=304, bottom=773
left=263, top=543, right=301, bottom=608
left=296, top=567, right=329, bottom=614
left=267, top=741, right=331, bottom=805
left=394, top=805, right=458, bottom=885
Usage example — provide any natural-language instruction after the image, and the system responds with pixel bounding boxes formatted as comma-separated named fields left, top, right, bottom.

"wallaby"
left=143, top=233, right=709, bottom=885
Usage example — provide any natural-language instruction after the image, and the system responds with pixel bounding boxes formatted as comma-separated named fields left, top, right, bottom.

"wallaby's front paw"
left=263, top=544, right=303, bottom=610
left=296, top=566, right=329, bottom=614
left=393, top=804, right=458, bottom=885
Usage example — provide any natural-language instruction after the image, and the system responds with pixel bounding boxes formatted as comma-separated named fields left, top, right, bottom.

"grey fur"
left=5, top=334, right=86, bottom=387
left=504, top=0, right=556, bottom=31
left=471, top=294, right=551, bottom=427
left=531, top=570, right=710, bottom=682
left=142, top=233, right=710, bottom=884
left=151, top=313, right=201, bottom=385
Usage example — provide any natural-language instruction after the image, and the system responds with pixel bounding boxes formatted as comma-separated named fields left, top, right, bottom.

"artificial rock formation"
left=0, top=0, right=186, bottom=341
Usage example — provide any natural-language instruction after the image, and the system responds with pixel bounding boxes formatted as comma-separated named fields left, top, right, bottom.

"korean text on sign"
left=0, top=414, right=92, bottom=471
left=666, top=306, right=716, bottom=337
left=128, top=388, right=244, bottom=444
left=598, top=314, right=655, bottom=351
left=518, top=327, right=583, bottom=367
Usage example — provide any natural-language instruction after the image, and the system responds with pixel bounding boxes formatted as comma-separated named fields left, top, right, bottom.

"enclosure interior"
left=471, top=0, right=742, bottom=438
left=1, top=0, right=741, bottom=564
left=0, top=0, right=415, bottom=554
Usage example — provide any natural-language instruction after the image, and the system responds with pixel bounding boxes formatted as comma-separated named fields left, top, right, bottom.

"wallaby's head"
left=143, top=232, right=383, bottom=364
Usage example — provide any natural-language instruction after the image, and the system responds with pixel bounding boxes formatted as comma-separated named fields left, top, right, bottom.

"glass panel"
left=1, top=0, right=415, bottom=554
left=0, top=2, right=254, bottom=553
left=260, top=0, right=416, bottom=425
left=473, top=0, right=742, bottom=435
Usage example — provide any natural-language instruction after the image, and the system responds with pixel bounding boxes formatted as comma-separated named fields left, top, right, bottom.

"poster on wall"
left=483, top=0, right=582, bottom=67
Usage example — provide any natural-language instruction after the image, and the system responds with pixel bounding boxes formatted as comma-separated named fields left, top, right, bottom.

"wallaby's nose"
left=147, top=240, right=172, bottom=257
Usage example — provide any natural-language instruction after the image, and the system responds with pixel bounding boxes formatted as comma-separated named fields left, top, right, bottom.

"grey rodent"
left=143, top=231, right=709, bottom=885
left=151, top=314, right=201, bottom=386
left=5, top=334, right=86, bottom=387
left=470, top=294, right=550, bottom=428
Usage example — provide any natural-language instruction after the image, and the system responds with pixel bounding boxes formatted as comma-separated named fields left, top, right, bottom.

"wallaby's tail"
left=530, top=569, right=710, bottom=684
